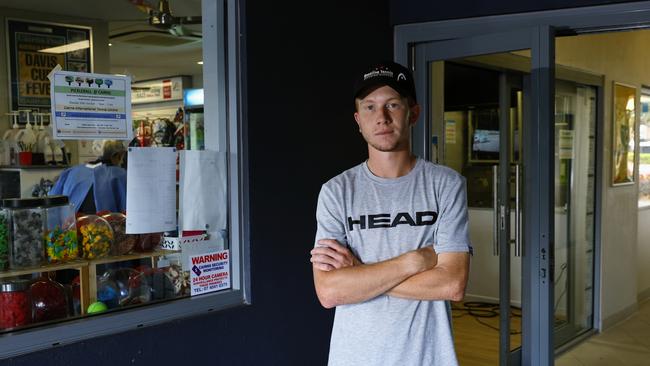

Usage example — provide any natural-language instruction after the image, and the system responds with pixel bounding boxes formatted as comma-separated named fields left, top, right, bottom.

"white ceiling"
left=0, top=0, right=203, bottom=82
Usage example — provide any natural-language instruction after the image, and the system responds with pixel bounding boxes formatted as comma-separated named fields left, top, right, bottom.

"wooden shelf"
left=0, top=260, right=87, bottom=279
left=0, top=250, right=173, bottom=279
left=86, top=250, right=175, bottom=313
left=0, top=249, right=176, bottom=315
left=87, top=249, right=172, bottom=266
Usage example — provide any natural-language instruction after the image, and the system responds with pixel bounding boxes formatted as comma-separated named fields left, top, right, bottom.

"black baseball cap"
left=353, top=61, right=417, bottom=104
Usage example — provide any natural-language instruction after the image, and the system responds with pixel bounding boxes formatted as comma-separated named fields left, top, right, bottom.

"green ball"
left=87, top=301, right=108, bottom=314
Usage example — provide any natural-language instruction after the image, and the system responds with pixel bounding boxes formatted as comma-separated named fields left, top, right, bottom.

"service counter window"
left=0, top=0, right=247, bottom=358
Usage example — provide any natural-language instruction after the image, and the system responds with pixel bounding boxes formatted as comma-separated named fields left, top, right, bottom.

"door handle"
left=515, top=164, right=522, bottom=257
left=493, top=165, right=499, bottom=256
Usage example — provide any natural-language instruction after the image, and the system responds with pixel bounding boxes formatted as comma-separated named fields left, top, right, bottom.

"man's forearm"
left=313, top=251, right=426, bottom=308
left=386, top=252, right=470, bottom=301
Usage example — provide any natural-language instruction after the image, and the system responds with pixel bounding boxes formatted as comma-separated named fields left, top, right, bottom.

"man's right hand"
left=310, top=239, right=362, bottom=271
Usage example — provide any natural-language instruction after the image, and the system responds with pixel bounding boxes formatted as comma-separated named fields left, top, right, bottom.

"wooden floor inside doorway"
left=452, top=301, right=522, bottom=366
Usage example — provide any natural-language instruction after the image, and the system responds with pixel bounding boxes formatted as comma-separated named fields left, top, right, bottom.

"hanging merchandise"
left=0, top=140, right=7, bottom=166
left=14, top=110, right=37, bottom=165
left=188, top=112, right=204, bottom=150
left=173, top=107, right=185, bottom=150
left=33, top=113, right=53, bottom=165
left=150, top=119, right=176, bottom=147
left=131, top=119, right=152, bottom=147
left=2, top=112, right=20, bottom=140
left=2, top=112, right=21, bottom=165
left=16, top=110, right=36, bottom=147
left=51, top=139, right=66, bottom=164
left=41, top=137, right=55, bottom=164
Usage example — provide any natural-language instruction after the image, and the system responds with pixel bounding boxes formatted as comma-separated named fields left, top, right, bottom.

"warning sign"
left=189, top=250, right=230, bottom=296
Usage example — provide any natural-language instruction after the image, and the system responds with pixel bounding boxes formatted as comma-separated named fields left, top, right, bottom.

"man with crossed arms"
left=311, top=61, right=471, bottom=366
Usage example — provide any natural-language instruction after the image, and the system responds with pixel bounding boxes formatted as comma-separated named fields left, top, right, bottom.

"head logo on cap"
left=353, top=61, right=417, bottom=104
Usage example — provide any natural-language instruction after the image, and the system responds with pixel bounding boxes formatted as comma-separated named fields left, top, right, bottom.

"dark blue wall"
left=1, top=1, right=390, bottom=365
left=390, top=0, right=643, bottom=24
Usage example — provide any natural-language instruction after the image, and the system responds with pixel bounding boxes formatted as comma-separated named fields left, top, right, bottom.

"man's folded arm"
left=311, top=239, right=436, bottom=308
left=385, top=251, right=470, bottom=302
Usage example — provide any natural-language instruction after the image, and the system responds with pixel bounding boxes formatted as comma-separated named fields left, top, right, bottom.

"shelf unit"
left=0, top=249, right=173, bottom=315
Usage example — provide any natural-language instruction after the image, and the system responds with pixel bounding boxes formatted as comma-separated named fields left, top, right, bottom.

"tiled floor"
left=556, top=300, right=650, bottom=366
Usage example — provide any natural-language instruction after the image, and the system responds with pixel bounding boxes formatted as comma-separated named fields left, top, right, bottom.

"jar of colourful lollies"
left=76, top=215, right=113, bottom=260
left=100, top=212, right=135, bottom=256
left=2, top=197, right=46, bottom=269
left=0, top=279, right=32, bottom=329
left=43, top=196, right=78, bottom=263
left=0, top=209, right=9, bottom=271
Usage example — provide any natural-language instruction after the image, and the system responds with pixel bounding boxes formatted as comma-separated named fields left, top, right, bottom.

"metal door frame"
left=412, top=29, right=550, bottom=366
left=394, top=1, right=650, bottom=364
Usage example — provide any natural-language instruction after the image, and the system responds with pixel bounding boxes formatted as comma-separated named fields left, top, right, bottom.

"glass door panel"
left=436, top=54, right=530, bottom=365
left=412, top=25, right=557, bottom=366
left=553, top=79, right=597, bottom=346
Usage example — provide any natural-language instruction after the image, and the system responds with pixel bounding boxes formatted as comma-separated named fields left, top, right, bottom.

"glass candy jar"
left=43, top=196, right=78, bottom=263
left=133, top=232, right=161, bottom=253
left=100, top=212, right=135, bottom=256
left=77, top=215, right=113, bottom=260
left=3, top=198, right=46, bottom=269
left=0, top=279, right=32, bottom=329
left=0, top=209, right=9, bottom=271
left=99, top=268, right=152, bottom=308
left=30, top=276, right=68, bottom=323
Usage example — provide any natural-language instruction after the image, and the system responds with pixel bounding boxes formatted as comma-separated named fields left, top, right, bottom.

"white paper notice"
left=179, top=150, right=227, bottom=231
left=126, top=147, right=177, bottom=234
left=50, top=71, right=132, bottom=140
left=189, top=250, right=231, bottom=296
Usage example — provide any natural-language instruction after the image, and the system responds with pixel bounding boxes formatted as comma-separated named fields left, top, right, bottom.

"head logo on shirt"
left=347, top=211, right=437, bottom=231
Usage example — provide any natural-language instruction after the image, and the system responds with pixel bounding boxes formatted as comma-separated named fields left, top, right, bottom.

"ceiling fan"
left=128, top=0, right=202, bottom=37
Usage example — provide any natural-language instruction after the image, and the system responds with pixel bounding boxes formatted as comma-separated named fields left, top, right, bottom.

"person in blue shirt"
left=50, top=140, right=127, bottom=214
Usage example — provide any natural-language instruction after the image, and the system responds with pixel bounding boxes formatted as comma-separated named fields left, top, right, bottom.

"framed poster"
left=612, top=82, right=637, bottom=186
left=6, top=19, right=92, bottom=124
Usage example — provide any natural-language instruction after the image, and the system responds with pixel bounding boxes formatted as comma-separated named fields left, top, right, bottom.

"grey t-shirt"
left=315, top=158, right=471, bottom=366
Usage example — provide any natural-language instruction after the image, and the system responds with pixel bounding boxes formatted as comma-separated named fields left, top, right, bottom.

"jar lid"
left=43, top=195, right=69, bottom=207
left=1, top=197, right=47, bottom=209
left=1, top=279, right=31, bottom=292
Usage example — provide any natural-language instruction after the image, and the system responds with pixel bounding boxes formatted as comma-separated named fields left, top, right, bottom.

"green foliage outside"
left=640, top=153, right=650, bottom=165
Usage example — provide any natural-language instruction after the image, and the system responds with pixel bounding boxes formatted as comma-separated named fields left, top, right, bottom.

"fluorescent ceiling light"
left=197, top=61, right=203, bottom=65
left=38, top=40, right=90, bottom=54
